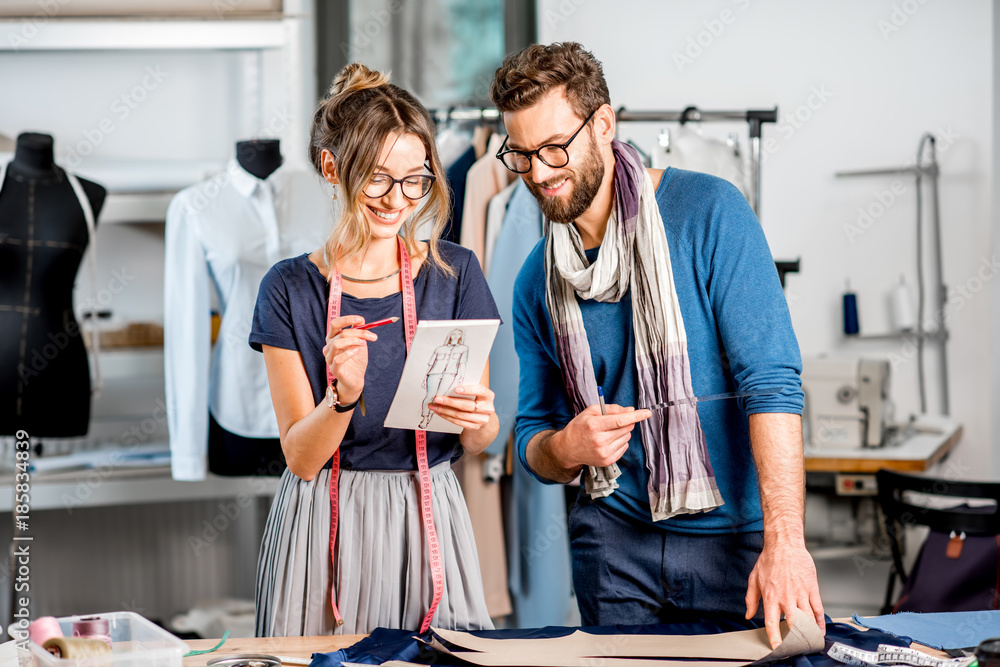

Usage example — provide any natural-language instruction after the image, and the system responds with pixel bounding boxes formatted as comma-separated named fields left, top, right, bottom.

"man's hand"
left=745, top=539, right=825, bottom=648
left=526, top=404, right=651, bottom=483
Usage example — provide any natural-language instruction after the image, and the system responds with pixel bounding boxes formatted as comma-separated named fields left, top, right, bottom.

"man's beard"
left=526, top=145, right=604, bottom=224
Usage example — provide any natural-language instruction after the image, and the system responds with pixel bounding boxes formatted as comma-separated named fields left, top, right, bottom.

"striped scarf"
left=543, top=139, right=723, bottom=520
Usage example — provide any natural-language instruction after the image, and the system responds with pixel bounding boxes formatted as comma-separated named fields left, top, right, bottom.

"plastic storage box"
left=8, top=611, right=186, bottom=666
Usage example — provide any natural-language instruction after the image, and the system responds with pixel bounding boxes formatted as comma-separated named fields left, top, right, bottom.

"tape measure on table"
left=826, top=642, right=976, bottom=667
left=325, top=236, right=443, bottom=633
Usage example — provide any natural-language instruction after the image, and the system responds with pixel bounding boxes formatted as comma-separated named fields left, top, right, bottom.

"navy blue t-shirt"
left=249, top=241, right=501, bottom=471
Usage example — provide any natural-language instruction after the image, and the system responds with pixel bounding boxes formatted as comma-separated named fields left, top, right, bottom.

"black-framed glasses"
left=363, top=172, right=436, bottom=200
left=495, top=109, right=597, bottom=174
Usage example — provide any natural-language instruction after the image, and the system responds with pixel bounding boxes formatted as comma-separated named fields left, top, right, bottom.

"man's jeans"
left=569, top=493, right=765, bottom=626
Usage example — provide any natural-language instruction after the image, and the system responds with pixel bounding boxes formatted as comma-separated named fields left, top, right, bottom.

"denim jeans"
left=569, top=493, right=765, bottom=626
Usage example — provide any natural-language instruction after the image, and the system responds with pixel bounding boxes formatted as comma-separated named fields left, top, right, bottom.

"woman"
left=419, top=328, right=468, bottom=430
left=249, top=63, right=500, bottom=637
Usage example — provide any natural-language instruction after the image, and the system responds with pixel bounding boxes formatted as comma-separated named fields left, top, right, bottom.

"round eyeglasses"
left=363, top=173, right=436, bottom=200
left=495, top=109, right=597, bottom=174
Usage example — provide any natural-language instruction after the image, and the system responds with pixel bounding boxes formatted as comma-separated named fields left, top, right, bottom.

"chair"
left=875, top=468, right=1000, bottom=614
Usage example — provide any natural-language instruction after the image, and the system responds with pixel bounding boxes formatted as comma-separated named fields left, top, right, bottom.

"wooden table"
left=182, top=621, right=949, bottom=665
left=183, top=635, right=365, bottom=665
left=804, top=415, right=962, bottom=475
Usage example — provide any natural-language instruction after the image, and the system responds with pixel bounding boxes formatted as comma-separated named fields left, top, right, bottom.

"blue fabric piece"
left=486, top=181, right=572, bottom=629
left=445, top=146, right=476, bottom=244
left=513, top=168, right=805, bottom=534
left=249, top=242, right=501, bottom=471
left=310, top=617, right=909, bottom=667
left=570, top=493, right=764, bottom=625
left=851, top=610, right=1000, bottom=650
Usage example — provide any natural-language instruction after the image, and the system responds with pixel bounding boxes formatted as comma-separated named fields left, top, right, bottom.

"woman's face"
left=447, top=331, right=462, bottom=344
left=360, top=131, right=428, bottom=241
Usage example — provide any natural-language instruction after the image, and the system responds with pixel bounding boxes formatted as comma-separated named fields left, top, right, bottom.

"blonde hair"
left=309, top=63, right=453, bottom=276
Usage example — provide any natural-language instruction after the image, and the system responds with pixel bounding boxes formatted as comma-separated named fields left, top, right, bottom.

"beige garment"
left=453, top=451, right=513, bottom=619
left=430, top=609, right=826, bottom=666
left=460, top=134, right=515, bottom=268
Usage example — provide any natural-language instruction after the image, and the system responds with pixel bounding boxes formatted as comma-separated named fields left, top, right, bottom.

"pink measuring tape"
left=325, top=236, right=444, bottom=633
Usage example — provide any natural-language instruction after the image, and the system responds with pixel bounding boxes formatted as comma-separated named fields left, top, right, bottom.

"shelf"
left=100, top=191, right=175, bottom=224
left=845, top=330, right=948, bottom=342
left=0, top=464, right=279, bottom=512
left=0, top=18, right=286, bottom=51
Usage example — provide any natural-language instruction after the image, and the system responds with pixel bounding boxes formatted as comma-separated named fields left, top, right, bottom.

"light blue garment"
left=487, top=181, right=572, bottom=628
left=852, top=611, right=1000, bottom=650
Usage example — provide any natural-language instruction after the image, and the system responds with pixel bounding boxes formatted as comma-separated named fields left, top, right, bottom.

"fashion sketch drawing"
left=418, top=328, right=467, bottom=429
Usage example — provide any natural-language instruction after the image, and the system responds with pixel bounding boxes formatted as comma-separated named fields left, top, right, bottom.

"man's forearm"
left=525, top=428, right=583, bottom=484
left=748, top=412, right=806, bottom=544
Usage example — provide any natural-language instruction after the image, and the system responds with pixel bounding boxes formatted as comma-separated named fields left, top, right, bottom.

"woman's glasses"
left=363, top=173, right=436, bottom=200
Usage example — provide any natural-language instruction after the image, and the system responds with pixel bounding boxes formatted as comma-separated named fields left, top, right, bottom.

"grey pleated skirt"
left=254, top=462, right=494, bottom=637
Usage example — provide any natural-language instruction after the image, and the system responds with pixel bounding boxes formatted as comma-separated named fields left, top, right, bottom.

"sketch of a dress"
left=418, top=328, right=468, bottom=429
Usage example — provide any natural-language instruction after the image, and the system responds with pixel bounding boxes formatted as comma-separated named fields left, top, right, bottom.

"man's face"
left=502, top=88, right=605, bottom=224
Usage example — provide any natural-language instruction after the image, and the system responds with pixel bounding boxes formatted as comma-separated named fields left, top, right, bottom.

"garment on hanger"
left=0, top=157, right=103, bottom=437
left=164, top=159, right=331, bottom=481
left=651, top=124, right=750, bottom=197
left=443, top=145, right=476, bottom=244
left=436, top=124, right=473, bottom=172
left=486, top=181, right=572, bottom=628
left=460, top=133, right=514, bottom=267
left=482, top=181, right=516, bottom=276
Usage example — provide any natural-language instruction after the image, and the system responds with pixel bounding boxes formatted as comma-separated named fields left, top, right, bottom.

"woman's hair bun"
left=329, top=63, right=390, bottom=98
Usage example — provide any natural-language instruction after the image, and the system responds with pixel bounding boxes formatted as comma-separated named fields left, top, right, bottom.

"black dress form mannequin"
left=0, top=132, right=106, bottom=436
left=236, top=139, right=282, bottom=180
left=206, top=139, right=285, bottom=476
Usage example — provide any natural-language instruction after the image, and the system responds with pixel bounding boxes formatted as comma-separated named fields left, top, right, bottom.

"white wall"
left=539, top=0, right=995, bottom=478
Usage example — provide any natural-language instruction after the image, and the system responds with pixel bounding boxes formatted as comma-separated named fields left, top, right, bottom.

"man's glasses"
left=363, top=173, right=436, bottom=200
left=495, top=109, right=596, bottom=174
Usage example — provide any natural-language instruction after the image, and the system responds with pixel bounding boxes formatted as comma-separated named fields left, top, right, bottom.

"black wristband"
left=333, top=395, right=361, bottom=412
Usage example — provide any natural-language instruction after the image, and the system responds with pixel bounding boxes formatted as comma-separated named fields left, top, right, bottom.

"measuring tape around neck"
left=324, top=236, right=444, bottom=632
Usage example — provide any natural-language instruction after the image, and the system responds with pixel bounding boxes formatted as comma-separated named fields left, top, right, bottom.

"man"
left=490, top=42, right=824, bottom=647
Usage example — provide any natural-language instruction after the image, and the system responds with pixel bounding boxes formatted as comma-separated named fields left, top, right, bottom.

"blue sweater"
left=513, top=168, right=804, bottom=534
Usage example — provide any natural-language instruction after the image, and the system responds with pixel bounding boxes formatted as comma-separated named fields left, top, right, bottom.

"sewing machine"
left=801, top=357, right=892, bottom=449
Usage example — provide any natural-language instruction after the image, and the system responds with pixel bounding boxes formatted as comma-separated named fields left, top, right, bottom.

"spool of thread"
left=891, top=275, right=915, bottom=332
left=73, top=616, right=112, bottom=649
left=28, top=616, right=63, bottom=647
left=976, top=638, right=1000, bottom=667
left=843, top=286, right=860, bottom=335
left=43, top=636, right=112, bottom=658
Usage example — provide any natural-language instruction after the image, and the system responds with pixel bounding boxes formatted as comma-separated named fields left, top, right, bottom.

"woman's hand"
left=429, top=383, right=494, bottom=431
left=322, top=315, right=375, bottom=403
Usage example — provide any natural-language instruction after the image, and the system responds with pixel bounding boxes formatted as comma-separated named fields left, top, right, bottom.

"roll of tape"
left=28, top=616, right=63, bottom=646
left=43, top=637, right=112, bottom=658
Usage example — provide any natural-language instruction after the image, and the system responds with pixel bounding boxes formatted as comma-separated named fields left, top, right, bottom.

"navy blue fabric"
left=570, top=492, right=764, bottom=626
left=249, top=241, right=501, bottom=471
left=309, top=618, right=911, bottom=667
left=514, top=169, right=805, bottom=533
left=444, top=146, right=476, bottom=244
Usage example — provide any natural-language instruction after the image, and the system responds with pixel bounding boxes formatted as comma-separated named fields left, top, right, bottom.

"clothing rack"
left=430, top=107, right=501, bottom=124
left=615, top=106, right=778, bottom=219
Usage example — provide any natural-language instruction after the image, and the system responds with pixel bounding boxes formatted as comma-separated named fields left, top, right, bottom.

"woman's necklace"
left=339, top=267, right=401, bottom=283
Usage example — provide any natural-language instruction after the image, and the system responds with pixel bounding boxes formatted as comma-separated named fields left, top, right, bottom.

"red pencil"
left=352, top=316, right=399, bottom=331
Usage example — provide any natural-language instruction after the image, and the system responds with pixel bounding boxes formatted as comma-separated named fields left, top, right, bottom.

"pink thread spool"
left=72, top=616, right=112, bottom=649
left=28, top=616, right=63, bottom=647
